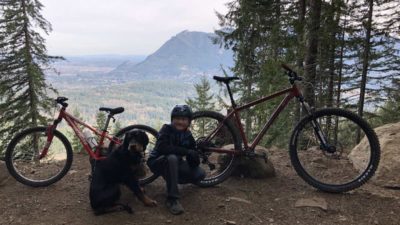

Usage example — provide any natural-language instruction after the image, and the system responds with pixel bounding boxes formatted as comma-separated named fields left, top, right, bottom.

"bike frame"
left=41, top=106, right=121, bottom=160
left=203, top=83, right=303, bottom=155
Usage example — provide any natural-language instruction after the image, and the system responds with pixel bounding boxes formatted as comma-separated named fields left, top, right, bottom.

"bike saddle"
left=213, top=76, right=240, bottom=83
left=99, top=107, right=124, bottom=115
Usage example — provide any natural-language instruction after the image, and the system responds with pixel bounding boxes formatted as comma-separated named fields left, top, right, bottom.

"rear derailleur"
left=196, top=137, right=217, bottom=171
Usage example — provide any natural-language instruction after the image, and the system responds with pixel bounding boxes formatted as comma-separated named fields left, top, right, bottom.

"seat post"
left=225, top=82, right=237, bottom=108
left=103, top=115, right=112, bottom=132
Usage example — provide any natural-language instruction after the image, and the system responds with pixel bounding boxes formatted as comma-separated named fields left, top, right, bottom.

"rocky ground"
left=1, top=147, right=399, bottom=225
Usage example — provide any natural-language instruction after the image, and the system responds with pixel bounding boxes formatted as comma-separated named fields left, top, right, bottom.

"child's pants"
left=148, top=154, right=206, bottom=199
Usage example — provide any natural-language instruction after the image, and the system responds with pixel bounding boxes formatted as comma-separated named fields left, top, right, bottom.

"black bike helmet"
left=171, top=105, right=193, bottom=122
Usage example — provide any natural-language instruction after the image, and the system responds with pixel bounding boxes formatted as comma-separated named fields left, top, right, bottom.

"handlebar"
left=281, top=63, right=293, bottom=72
left=281, top=63, right=302, bottom=83
left=55, top=97, right=68, bottom=107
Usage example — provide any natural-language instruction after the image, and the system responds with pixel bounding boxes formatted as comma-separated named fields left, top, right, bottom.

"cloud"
left=40, top=0, right=228, bottom=55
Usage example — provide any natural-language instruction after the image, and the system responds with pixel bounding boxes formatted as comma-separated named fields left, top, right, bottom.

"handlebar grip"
left=281, top=63, right=293, bottom=72
left=55, top=97, right=69, bottom=107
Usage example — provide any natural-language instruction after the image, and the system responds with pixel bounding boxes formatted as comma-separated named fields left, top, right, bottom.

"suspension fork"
left=301, top=100, right=331, bottom=151
left=39, top=114, right=63, bottom=159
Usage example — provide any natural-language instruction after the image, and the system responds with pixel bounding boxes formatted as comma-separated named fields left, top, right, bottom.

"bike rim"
left=10, top=131, right=69, bottom=183
left=191, top=114, right=236, bottom=182
left=294, top=113, right=373, bottom=186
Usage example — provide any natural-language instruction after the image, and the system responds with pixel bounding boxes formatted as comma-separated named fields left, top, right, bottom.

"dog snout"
left=129, top=143, right=144, bottom=153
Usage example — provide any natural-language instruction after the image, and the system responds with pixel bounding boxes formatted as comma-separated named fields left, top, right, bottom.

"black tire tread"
left=289, top=108, right=380, bottom=193
left=5, top=127, right=73, bottom=187
left=193, top=110, right=242, bottom=188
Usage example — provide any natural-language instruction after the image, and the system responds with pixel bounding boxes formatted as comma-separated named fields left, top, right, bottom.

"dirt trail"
left=1, top=148, right=399, bottom=225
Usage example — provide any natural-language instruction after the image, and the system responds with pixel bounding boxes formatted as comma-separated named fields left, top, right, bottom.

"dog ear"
left=122, top=131, right=132, bottom=150
left=141, top=132, right=149, bottom=150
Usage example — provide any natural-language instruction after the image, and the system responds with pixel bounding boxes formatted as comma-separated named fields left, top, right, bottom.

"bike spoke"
left=296, top=114, right=371, bottom=186
left=191, top=114, right=236, bottom=181
left=11, top=131, right=68, bottom=182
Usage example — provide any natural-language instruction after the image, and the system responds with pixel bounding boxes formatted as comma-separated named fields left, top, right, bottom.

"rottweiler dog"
left=89, top=129, right=157, bottom=215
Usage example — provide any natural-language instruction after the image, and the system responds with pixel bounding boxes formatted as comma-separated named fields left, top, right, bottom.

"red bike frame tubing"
left=204, top=84, right=302, bottom=154
left=44, top=106, right=121, bottom=160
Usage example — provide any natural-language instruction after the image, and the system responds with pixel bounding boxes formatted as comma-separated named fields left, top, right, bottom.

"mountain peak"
left=110, top=30, right=233, bottom=80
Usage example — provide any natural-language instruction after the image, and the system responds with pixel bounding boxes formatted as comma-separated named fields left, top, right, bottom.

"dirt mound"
left=349, top=122, right=400, bottom=188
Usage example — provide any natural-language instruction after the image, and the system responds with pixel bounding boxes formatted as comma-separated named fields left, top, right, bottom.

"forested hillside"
left=110, top=30, right=234, bottom=80
left=212, top=0, right=400, bottom=147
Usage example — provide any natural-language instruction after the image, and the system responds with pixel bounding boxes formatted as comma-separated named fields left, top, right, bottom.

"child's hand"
left=186, top=149, right=200, bottom=167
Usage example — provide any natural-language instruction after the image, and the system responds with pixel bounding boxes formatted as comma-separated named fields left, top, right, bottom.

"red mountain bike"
left=139, top=64, right=380, bottom=193
left=5, top=97, right=158, bottom=187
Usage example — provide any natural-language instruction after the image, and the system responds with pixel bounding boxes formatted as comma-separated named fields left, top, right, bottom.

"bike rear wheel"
left=191, top=111, right=242, bottom=187
left=289, top=108, right=380, bottom=193
left=108, top=124, right=159, bottom=185
left=5, top=127, right=73, bottom=187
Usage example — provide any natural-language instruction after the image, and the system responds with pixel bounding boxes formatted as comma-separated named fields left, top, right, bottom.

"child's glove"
left=186, top=149, right=200, bottom=168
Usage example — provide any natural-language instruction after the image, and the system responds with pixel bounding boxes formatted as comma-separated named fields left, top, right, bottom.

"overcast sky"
left=40, top=0, right=228, bottom=56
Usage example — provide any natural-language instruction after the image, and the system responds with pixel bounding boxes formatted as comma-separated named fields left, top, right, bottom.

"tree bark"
left=357, top=0, right=373, bottom=143
left=293, top=0, right=306, bottom=125
left=303, top=0, right=322, bottom=109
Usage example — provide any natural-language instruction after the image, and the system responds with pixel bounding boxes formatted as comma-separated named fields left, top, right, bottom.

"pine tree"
left=0, top=0, right=62, bottom=155
left=186, top=76, right=216, bottom=136
left=303, top=0, right=322, bottom=108
left=214, top=0, right=399, bottom=147
left=95, top=111, right=107, bottom=131
left=69, top=108, right=84, bottom=153
left=215, top=0, right=295, bottom=140
left=186, top=76, right=216, bottom=112
left=112, top=120, right=122, bottom=135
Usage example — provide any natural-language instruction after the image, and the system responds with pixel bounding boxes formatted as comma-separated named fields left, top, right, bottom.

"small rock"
left=338, top=215, right=347, bottom=221
left=295, top=197, right=328, bottom=211
left=166, top=220, right=172, bottom=224
left=374, top=220, right=379, bottom=225
left=225, top=220, right=236, bottom=225
left=268, top=218, right=274, bottom=223
left=218, top=203, right=225, bottom=208
left=227, top=197, right=252, bottom=204
left=68, top=170, right=77, bottom=175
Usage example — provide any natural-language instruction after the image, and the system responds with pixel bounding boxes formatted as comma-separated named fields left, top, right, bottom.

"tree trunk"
left=357, top=0, right=373, bottom=143
left=334, top=3, right=348, bottom=145
left=22, top=0, right=39, bottom=156
left=294, top=0, right=306, bottom=125
left=303, top=0, right=322, bottom=109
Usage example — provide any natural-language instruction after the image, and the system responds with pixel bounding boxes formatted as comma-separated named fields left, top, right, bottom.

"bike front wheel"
left=5, top=127, right=73, bottom=187
left=289, top=108, right=380, bottom=193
